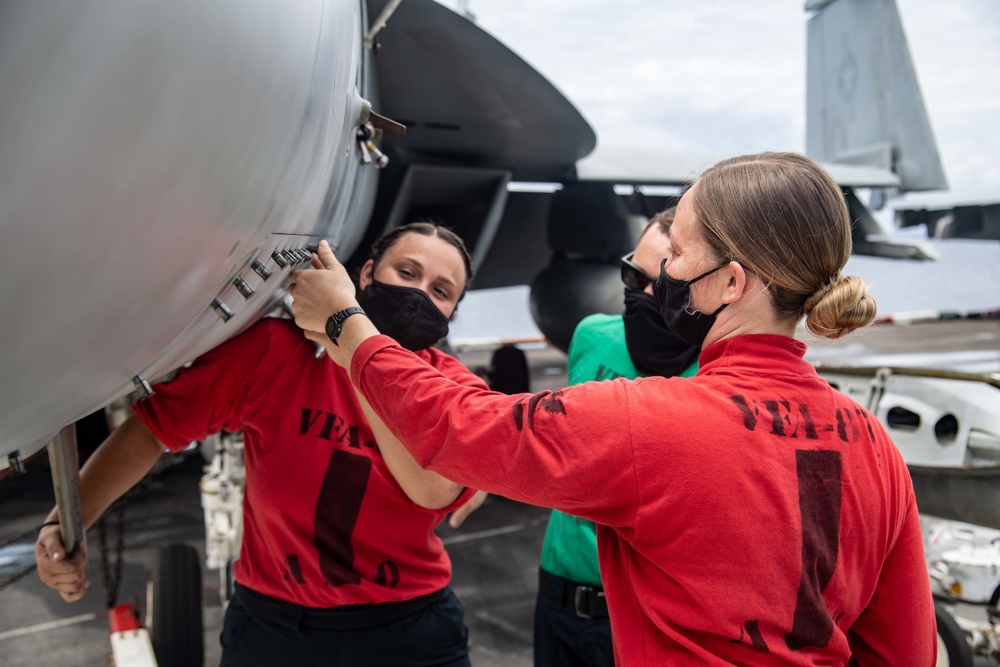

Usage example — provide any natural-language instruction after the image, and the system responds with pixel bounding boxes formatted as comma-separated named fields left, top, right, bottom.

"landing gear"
left=148, top=543, right=204, bottom=667
left=200, top=431, right=244, bottom=607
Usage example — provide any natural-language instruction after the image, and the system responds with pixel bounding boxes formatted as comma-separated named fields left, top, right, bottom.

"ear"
left=359, top=259, right=375, bottom=291
left=720, top=261, right=748, bottom=305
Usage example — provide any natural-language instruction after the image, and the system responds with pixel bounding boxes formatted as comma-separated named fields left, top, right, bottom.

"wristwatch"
left=325, top=306, right=366, bottom=346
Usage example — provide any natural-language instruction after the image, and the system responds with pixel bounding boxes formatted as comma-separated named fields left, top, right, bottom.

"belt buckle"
left=574, top=586, right=594, bottom=619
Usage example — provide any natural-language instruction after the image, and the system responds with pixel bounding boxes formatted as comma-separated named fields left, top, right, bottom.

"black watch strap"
left=325, top=306, right=366, bottom=346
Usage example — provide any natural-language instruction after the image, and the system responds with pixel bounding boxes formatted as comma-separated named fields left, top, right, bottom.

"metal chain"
left=0, top=451, right=179, bottom=600
left=96, top=502, right=127, bottom=609
left=95, top=452, right=178, bottom=609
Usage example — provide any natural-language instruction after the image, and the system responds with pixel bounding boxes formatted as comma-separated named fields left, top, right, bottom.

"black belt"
left=538, top=569, right=609, bottom=619
left=233, top=584, right=447, bottom=631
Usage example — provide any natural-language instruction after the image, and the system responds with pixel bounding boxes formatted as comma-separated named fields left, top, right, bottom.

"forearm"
left=352, top=338, right=639, bottom=526
left=45, top=415, right=166, bottom=529
left=353, top=386, right=464, bottom=509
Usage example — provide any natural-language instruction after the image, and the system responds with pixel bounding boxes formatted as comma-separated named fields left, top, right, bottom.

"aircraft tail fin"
left=806, top=0, right=947, bottom=192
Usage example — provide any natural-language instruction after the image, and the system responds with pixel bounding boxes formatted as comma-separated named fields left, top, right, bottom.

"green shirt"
left=538, top=313, right=698, bottom=586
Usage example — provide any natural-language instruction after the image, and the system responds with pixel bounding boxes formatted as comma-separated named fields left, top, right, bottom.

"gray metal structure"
left=1, top=0, right=377, bottom=464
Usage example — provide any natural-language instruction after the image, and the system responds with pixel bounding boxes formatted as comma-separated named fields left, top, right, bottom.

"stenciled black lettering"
left=762, top=400, right=788, bottom=437
left=730, top=397, right=828, bottom=441
left=522, top=390, right=567, bottom=431
left=834, top=408, right=848, bottom=443
left=731, top=621, right=770, bottom=652
left=745, top=621, right=769, bottom=651
left=300, top=408, right=324, bottom=435
left=855, top=408, right=875, bottom=440
left=833, top=407, right=862, bottom=444
left=847, top=409, right=861, bottom=442
left=375, top=560, right=401, bottom=588
left=540, top=390, right=566, bottom=415
left=303, top=409, right=370, bottom=448
left=314, top=450, right=371, bottom=587
left=319, top=412, right=345, bottom=440
left=284, top=554, right=306, bottom=584
left=785, top=450, right=842, bottom=651
left=730, top=395, right=758, bottom=431
left=798, top=404, right=819, bottom=440
left=526, top=392, right=547, bottom=430
left=595, top=365, right=623, bottom=381
left=512, top=400, right=525, bottom=431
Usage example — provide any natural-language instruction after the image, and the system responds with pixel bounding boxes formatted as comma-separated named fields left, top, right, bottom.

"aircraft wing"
left=575, top=144, right=902, bottom=189
left=368, top=0, right=596, bottom=181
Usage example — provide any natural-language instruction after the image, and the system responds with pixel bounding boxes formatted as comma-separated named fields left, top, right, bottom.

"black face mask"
left=653, top=260, right=729, bottom=349
left=623, top=288, right=701, bottom=377
left=357, top=280, right=450, bottom=351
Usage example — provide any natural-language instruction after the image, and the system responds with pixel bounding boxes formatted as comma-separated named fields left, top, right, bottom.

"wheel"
left=148, top=543, right=204, bottom=667
left=936, top=603, right=973, bottom=667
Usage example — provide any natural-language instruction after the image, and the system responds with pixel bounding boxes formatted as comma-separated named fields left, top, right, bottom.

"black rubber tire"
left=149, top=543, right=204, bottom=667
left=936, top=603, right=974, bottom=667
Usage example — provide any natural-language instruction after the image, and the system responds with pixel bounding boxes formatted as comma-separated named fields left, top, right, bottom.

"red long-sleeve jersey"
left=352, top=333, right=935, bottom=666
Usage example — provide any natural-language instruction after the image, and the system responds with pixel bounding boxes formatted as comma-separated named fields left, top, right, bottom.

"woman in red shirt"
left=37, top=223, right=487, bottom=667
left=291, top=153, right=937, bottom=666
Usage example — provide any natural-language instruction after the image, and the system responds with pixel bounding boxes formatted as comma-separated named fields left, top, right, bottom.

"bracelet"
left=40, top=521, right=60, bottom=529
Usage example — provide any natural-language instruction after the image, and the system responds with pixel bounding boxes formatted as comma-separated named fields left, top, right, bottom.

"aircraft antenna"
left=365, top=0, right=405, bottom=50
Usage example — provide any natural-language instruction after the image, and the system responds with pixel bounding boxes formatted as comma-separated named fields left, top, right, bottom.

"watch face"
left=325, top=314, right=340, bottom=343
left=324, top=307, right=362, bottom=345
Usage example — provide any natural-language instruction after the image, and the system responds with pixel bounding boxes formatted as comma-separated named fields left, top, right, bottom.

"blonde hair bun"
left=804, top=275, right=877, bottom=339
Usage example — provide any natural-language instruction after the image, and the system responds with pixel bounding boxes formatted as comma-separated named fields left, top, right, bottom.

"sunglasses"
left=620, top=252, right=655, bottom=291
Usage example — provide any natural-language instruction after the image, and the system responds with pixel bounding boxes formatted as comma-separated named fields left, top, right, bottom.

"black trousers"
left=533, top=578, right=613, bottom=667
left=220, top=587, right=470, bottom=667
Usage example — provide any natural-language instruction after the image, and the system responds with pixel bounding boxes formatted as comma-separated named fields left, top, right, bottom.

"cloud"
left=440, top=0, right=1000, bottom=201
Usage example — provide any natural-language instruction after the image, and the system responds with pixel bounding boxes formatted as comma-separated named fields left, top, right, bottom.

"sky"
left=437, top=0, right=1000, bottom=342
left=437, top=0, right=1000, bottom=207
